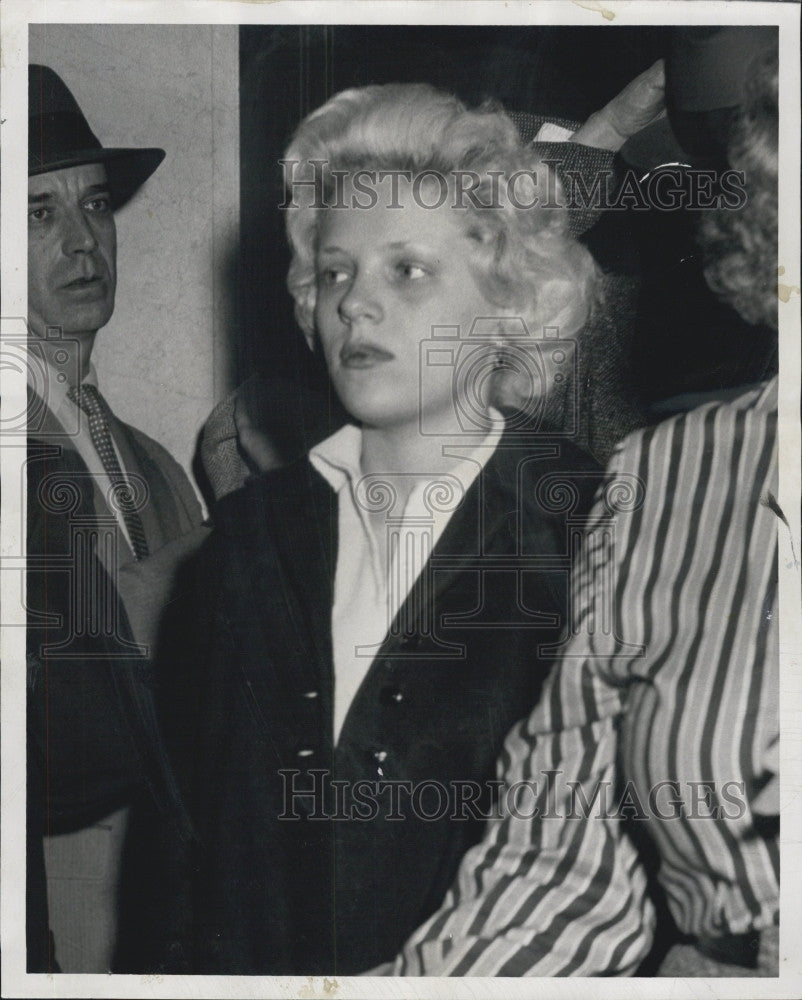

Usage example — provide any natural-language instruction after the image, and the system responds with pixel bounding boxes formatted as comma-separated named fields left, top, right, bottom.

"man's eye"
left=28, top=207, right=50, bottom=222
left=84, top=196, right=111, bottom=213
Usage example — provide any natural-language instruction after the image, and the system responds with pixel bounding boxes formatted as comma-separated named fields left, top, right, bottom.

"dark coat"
left=154, top=428, right=603, bottom=974
left=25, top=393, right=202, bottom=971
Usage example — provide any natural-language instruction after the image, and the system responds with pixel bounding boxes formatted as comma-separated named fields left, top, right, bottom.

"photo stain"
left=572, top=0, right=616, bottom=21
left=297, top=976, right=340, bottom=998
left=777, top=266, right=800, bottom=303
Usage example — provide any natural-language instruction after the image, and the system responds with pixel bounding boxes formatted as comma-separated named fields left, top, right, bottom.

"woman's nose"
left=337, top=276, right=384, bottom=325
left=61, top=208, right=98, bottom=255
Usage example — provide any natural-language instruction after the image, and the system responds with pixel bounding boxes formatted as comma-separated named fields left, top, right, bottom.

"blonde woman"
left=155, top=83, right=603, bottom=974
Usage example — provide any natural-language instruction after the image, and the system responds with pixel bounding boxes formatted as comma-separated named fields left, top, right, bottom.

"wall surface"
left=29, top=24, right=239, bottom=489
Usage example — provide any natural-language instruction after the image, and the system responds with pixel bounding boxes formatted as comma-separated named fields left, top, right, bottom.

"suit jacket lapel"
left=28, top=386, right=81, bottom=453
left=27, top=393, right=183, bottom=819
left=383, top=436, right=570, bottom=643
left=111, top=418, right=174, bottom=552
left=412, top=438, right=540, bottom=604
left=29, top=389, right=128, bottom=567
left=31, top=388, right=192, bottom=567
left=270, top=460, right=336, bottom=660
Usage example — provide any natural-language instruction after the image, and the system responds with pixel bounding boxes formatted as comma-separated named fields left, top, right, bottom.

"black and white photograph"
left=1, top=2, right=800, bottom=997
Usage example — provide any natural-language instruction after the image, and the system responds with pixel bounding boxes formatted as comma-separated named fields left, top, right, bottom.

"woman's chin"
left=334, top=389, right=415, bottom=432
left=349, top=409, right=417, bottom=434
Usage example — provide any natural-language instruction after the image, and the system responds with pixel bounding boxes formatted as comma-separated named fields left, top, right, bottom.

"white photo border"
left=2, top=2, right=800, bottom=998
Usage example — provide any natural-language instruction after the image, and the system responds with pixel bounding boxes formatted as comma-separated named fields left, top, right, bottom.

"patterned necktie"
left=67, top=383, right=150, bottom=560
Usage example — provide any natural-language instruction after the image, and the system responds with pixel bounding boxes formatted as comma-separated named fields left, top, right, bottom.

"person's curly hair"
left=699, top=49, right=778, bottom=330
left=281, top=83, right=599, bottom=409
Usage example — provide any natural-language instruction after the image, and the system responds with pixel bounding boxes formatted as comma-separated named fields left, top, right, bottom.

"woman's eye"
left=397, top=262, right=427, bottom=280
left=319, top=267, right=350, bottom=286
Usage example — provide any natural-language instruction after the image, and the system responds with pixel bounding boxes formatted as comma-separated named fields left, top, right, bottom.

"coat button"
left=380, top=686, right=404, bottom=706
left=366, top=749, right=389, bottom=777
left=301, top=690, right=319, bottom=699
left=296, top=746, right=316, bottom=759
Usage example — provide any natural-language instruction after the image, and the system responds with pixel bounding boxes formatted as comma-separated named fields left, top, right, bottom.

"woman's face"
left=313, top=182, right=500, bottom=436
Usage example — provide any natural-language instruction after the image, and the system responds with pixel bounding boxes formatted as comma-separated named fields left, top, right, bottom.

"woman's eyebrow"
left=317, top=239, right=428, bottom=255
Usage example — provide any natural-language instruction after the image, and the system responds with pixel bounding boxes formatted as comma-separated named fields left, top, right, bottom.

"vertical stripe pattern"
left=393, top=380, right=779, bottom=975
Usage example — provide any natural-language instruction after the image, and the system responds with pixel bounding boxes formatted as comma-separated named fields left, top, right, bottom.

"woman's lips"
left=340, top=342, right=395, bottom=368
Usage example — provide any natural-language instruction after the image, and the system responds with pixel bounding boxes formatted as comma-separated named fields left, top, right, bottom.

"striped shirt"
left=392, top=378, right=779, bottom=975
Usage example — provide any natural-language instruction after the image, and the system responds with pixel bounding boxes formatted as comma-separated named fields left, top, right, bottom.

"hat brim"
left=619, top=117, right=691, bottom=176
left=29, top=146, right=165, bottom=209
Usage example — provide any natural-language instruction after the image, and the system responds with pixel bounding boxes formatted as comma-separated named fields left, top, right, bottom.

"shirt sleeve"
left=390, top=459, right=656, bottom=976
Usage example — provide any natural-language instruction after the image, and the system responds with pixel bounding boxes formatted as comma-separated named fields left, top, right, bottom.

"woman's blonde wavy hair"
left=699, top=49, right=778, bottom=330
left=282, top=83, right=598, bottom=408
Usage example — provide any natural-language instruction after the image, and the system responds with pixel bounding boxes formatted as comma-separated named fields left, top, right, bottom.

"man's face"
left=28, top=162, right=117, bottom=339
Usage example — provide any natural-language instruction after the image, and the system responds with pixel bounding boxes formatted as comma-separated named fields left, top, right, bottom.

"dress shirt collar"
left=308, top=423, right=363, bottom=495
left=310, top=408, right=506, bottom=498
left=27, top=347, right=99, bottom=424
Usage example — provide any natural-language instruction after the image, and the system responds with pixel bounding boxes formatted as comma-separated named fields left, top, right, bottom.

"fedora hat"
left=619, top=26, right=777, bottom=174
left=29, top=64, right=165, bottom=208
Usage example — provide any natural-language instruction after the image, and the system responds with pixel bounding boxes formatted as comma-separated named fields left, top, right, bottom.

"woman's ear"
left=532, top=277, right=588, bottom=339
left=294, top=285, right=318, bottom=350
left=492, top=320, right=505, bottom=351
left=494, top=310, right=528, bottom=346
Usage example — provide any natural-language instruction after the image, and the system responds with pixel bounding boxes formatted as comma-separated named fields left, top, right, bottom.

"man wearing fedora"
left=26, top=64, right=203, bottom=973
